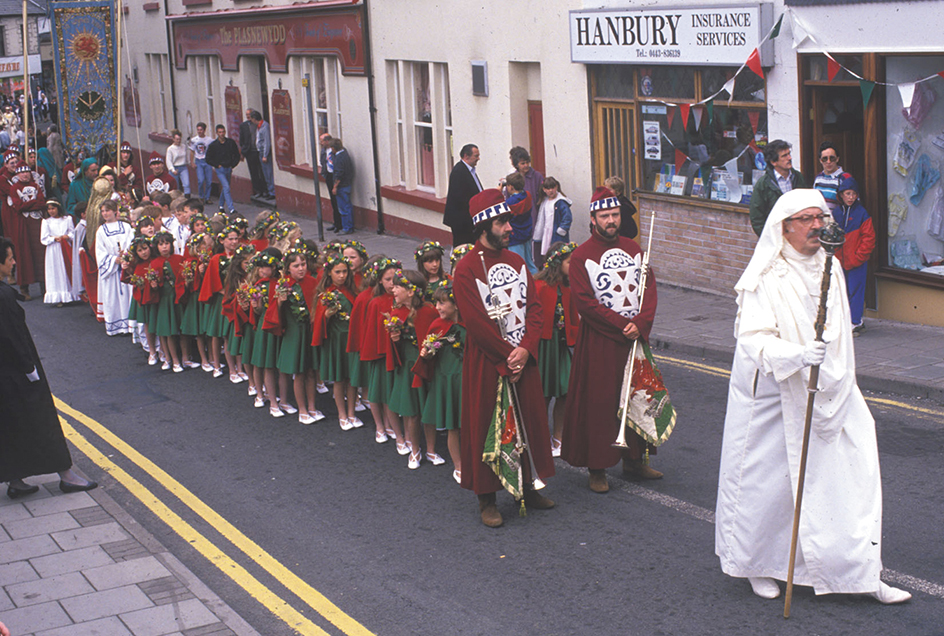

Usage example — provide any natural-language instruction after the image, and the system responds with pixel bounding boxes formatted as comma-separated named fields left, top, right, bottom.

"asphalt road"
left=26, top=296, right=944, bottom=636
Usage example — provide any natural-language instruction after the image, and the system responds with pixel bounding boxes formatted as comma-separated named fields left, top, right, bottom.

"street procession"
left=2, top=0, right=942, bottom=634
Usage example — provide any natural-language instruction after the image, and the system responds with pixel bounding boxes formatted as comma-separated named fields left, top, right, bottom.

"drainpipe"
left=360, top=0, right=385, bottom=234
left=164, top=0, right=179, bottom=130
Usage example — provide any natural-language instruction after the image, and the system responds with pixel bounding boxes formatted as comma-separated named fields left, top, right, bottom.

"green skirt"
left=421, top=374, right=462, bottom=430
left=348, top=351, right=366, bottom=388
left=226, top=319, right=243, bottom=356
left=179, top=297, right=204, bottom=336
left=319, top=330, right=352, bottom=383
left=239, top=321, right=256, bottom=362
left=538, top=335, right=572, bottom=399
left=154, top=285, right=181, bottom=337
left=277, top=318, right=312, bottom=375
left=366, top=358, right=395, bottom=405
left=203, top=294, right=228, bottom=338
left=387, top=344, right=426, bottom=418
left=128, top=298, right=148, bottom=326
left=250, top=320, right=279, bottom=369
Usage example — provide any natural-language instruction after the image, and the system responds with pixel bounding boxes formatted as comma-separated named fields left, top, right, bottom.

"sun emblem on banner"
left=67, top=29, right=105, bottom=82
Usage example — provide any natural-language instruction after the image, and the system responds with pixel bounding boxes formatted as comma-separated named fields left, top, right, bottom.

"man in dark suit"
left=319, top=133, right=341, bottom=232
left=239, top=109, right=266, bottom=198
left=443, top=144, right=483, bottom=246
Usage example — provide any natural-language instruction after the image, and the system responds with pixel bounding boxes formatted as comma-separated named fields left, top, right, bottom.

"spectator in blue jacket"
left=534, top=176, right=573, bottom=263
left=503, top=171, right=537, bottom=273
left=251, top=111, right=276, bottom=201
left=330, top=138, right=355, bottom=235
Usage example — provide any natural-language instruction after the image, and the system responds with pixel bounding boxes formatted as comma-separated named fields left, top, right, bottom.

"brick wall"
left=638, top=196, right=757, bottom=296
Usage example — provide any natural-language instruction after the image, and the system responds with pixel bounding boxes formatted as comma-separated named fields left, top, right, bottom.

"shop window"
left=885, top=55, right=944, bottom=277
left=702, top=68, right=765, bottom=103
left=295, top=57, right=342, bottom=167
left=804, top=54, right=864, bottom=83
left=146, top=53, right=171, bottom=134
left=640, top=66, right=695, bottom=100
left=192, top=57, right=217, bottom=130
left=594, top=65, right=635, bottom=100
left=413, top=62, right=434, bottom=189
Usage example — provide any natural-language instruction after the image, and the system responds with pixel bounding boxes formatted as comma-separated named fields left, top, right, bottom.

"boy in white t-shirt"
left=189, top=122, right=215, bottom=204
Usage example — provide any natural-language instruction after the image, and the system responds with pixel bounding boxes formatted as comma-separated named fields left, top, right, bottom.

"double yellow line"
left=55, top=397, right=373, bottom=636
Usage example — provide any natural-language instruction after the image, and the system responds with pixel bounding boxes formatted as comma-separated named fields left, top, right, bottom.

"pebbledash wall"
left=120, top=0, right=944, bottom=327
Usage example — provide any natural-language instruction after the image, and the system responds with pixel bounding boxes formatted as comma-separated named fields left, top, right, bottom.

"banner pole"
left=22, top=0, right=29, bottom=159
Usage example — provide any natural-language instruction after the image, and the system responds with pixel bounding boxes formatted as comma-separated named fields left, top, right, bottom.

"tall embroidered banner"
left=49, top=0, right=118, bottom=158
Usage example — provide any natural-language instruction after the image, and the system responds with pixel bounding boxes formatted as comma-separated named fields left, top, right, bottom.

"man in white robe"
left=94, top=199, right=133, bottom=336
left=715, top=188, right=910, bottom=604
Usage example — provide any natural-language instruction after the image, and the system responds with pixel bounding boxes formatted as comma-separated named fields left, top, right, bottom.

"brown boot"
left=588, top=469, right=609, bottom=493
left=524, top=489, right=555, bottom=510
left=623, top=458, right=663, bottom=480
left=478, top=493, right=503, bottom=528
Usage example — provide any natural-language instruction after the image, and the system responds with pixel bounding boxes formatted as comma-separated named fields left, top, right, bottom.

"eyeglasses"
left=820, top=155, right=838, bottom=163
left=785, top=213, right=829, bottom=225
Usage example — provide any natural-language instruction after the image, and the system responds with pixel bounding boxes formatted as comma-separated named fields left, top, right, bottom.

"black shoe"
left=325, top=225, right=337, bottom=232
left=338, top=229, right=354, bottom=235
left=7, top=483, right=39, bottom=499
left=59, top=480, right=99, bottom=494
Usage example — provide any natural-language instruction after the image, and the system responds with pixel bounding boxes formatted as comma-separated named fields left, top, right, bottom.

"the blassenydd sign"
left=570, top=4, right=773, bottom=66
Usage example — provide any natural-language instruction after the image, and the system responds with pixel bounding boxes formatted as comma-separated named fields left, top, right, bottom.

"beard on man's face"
left=484, top=219, right=511, bottom=249
left=593, top=217, right=619, bottom=239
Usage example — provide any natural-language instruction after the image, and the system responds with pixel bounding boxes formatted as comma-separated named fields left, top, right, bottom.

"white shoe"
left=316, top=382, right=329, bottom=394
left=229, top=373, right=244, bottom=384
left=238, top=371, right=249, bottom=381
left=299, top=413, right=316, bottom=425
left=254, top=396, right=265, bottom=408
left=551, top=438, right=562, bottom=458
left=173, top=364, right=184, bottom=373
left=870, top=582, right=911, bottom=604
left=270, top=406, right=285, bottom=418
left=247, top=386, right=257, bottom=397
left=161, top=361, right=170, bottom=371
left=339, top=418, right=354, bottom=431
left=408, top=451, right=422, bottom=470
left=354, top=399, right=367, bottom=412
left=212, top=368, right=224, bottom=378
left=453, top=469, right=461, bottom=484
left=349, top=416, right=364, bottom=428
left=183, top=360, right=201, bottom=369
left=396, top=441, right=411, bottom=456
left=279, top=402, right=298, bottom=415
left=311, top=410, right=326, bottom=422
left=748, top=577, right=781, bottom=599
left=148, top=354, right=158, bottom=366
left=375, top=431, right=389, bottom=444
left=202, top=362, right=213, bottom=373
left=426, top=452, right=446, bottom=466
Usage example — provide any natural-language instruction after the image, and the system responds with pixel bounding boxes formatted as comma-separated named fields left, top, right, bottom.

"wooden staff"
left=783, top=221, right=845, bottom=619
left=22, top=0, right=28, bottom=160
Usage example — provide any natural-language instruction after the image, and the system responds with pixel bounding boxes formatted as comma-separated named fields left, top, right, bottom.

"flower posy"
left=383, top=314, right=403, bottom=332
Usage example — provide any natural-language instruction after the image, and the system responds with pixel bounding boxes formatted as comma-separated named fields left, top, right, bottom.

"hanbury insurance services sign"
left=570, top=4, right=773, bottom=66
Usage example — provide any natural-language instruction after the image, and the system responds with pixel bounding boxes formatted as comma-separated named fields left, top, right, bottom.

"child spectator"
left=832, top=176, right=875, bottom=333
left=503, top=171, right=536, bottom=273
left=534, top=177, right=573, bottom=262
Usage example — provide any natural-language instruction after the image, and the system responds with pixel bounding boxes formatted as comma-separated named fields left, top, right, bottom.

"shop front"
left=572, top=4, right=776, bottom=294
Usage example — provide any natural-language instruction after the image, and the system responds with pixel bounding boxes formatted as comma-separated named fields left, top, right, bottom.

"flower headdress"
left=253, top=210, right=280, bottom=236
left=393, top=268, right=418, bottom=294
left=323, top=239, right=346, bottom=254
left=414, top=240, right=444, bottom=262
left=135, top=215, right=155, bottom=231
left=543, top=242, right=578, bottom=271
left=234, top=244, right=257, bottom=259
left=217, top=224, right=240, bottom=243
left=343, top=239, right=369, bottom=262
left=270, top=221, right=299, bottom=243
left=293, top=238, right=319, bottom=261
left=130, top=235, right=151, bottom=252
left=450, top=243, right=474, bottom=269
left=187, top=232, right=208, bottom=249
left=251, top=250, right=281, bottom=271
left=324, top=253, right=351, bottom=271
left=371, top=256, right=402, bottom=276
left=152, top=229, right=174, bottom=245
left=282, top=247, right=307, bottom=269
left=231, top=216, right=249, bottom=231
left=189, top=213, right=208, bottom=231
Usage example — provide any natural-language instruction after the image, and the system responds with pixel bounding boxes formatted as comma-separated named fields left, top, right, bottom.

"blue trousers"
left=509, top=242, right=537, bottom=274
left=260, top=156, right=275, bottom=197
left=195, top=158, right=212, bottom=200
left=214, top=166, right=234, bottom=212
left=845, top=262, right=868, bottom=325
left=336, top=185, right=353, bottom=232
left=173, top=166, right=191, bottom=195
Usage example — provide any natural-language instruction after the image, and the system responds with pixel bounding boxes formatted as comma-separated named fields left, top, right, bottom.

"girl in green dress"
left=415, top=284, right=465, bottom=483
left=415, top=240, right=451, bottom=302
left=149, top=230, right=184, bottom=372
left=121, top=236, right=158, bottom=363
left=313, top=255, right=360, bottom=430
left=178, top=232, right=212, bottom=371
left=534, top=242, right=579, bottom=457
left=247, top=248, right=292, bottom=418
left=388, top=269, right=438, bottom=470
left=223, top=244, right=258, bottom=398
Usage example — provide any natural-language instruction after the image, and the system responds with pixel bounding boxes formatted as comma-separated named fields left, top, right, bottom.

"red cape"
left=310, top=284, right=356, bottom=346
left=264, top=274, right=317, bottom=336
left=535, top=280, right=579, bottom=346
left=346, top=287, right=373, bottom=354
left=359, top=293, right=394, bottom=362
left=198, top=252, right=230, bottom=302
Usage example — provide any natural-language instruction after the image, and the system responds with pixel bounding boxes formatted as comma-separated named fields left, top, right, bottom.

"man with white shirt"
left=749, top=140, right=808, bottom=236
left=189, top=122, right=214, bottom=204
left=443, top=144, right=483, bottom=246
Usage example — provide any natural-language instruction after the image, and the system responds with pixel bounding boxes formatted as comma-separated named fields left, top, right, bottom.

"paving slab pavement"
left=0, top=475, right=258, bottom=636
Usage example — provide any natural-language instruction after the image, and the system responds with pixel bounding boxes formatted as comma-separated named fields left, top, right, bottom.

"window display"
left=885, top=55, right=944, bottom=276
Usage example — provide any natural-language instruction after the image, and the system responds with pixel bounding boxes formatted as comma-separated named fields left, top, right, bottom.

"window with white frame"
left=204, top=57, right=216, bottom=130
left=387, top=60, right=453, bottom=196
left=146, top=53, right=171, bottom=133
left=295, top=56, right=341, bottom=167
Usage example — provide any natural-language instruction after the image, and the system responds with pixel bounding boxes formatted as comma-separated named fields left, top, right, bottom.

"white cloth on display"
left=95, top=221, right=133, bottom=336
left=715, top=189, right=884, bottom=595
left=40, top=215, right=79, bottom=304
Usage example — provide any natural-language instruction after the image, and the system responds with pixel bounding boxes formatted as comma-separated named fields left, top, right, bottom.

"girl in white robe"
left=40, top=201, right=79, bottom=305
left=95, top=201, right=133, bottom=336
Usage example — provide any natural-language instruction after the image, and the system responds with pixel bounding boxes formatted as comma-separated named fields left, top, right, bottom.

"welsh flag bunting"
left=746, top=48, right=763, bottom=79
left=771, top=14, right=783, bottom=38
left=706, top=99, right=714, bottom=126
left=679, top=103, right=691, bottom=129
left=748, top=110, right=760, bottom=134
left=675, top=149, right=687, bottom=175
left=692, top=106, right=704, bottom=131
left=666, top=107, right=675, bottom=130
left=827, top=55, right=841, bottom=82
left=860, top=80, right=876, bottom=109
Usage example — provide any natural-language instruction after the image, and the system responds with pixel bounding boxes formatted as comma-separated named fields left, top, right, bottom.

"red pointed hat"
left=589, top=186, right=619, bottom=213
left=148, top=151, right=164, bottom=165
left=120, top=141, right=132, bottom=152
left=470, top=188, right=511, bottom=227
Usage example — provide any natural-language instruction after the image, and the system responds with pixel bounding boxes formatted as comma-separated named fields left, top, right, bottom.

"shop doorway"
left=527, top=101, right=545, bottom=176
left=809, top=86, right=864, bottom=195
left=242, top=56, right=270, bottom=123
left=593, top=100, right=638, bottom=234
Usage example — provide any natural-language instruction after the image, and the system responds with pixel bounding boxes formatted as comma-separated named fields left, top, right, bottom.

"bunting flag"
left=746, top=48, right=763, bottom=79
left=675, top=149, right=687, bottom=175
left=748, top=111, right=760, bottom=135
left=827, top=55, right=841, bottom=82
left=706, top=100, right=714, bottom=126
left=792, top=18, right=810, bottom=49
left=939, top=71, right=944, bottom=81
left=771, top=14, right=783, bottom=38
left=679, top=104, right=691, bottom=130
left=692, top=106, right=704, bottom=131
left=898, top=83, right=916, bottom=113
left=723, top=76, right=737, bottom=104
left=860, top=80, right=876, bottom=109
left=666, top=107, right=675, bottom=130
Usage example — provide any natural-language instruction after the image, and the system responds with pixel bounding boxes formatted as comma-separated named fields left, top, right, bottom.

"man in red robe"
left=145, top=152, right=177, bottom=197
left=562, top=187, right=663, bottom=493
left=453, top=188, right=555, bottom=527
left=10, top=163, right=45, bottom=297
